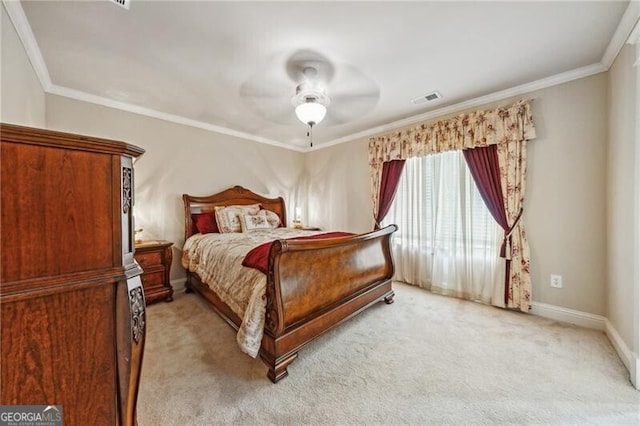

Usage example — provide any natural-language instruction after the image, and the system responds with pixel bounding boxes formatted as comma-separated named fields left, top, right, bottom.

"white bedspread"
left=181, top=228, right=321, bottom=357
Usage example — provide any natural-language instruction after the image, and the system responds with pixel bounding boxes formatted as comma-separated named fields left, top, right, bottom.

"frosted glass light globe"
left=295, top=102, right=327, bottom=126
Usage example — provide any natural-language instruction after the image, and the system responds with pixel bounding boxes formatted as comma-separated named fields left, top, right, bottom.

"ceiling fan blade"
left=324, top=65, right=380, bottom=124
left=285, top=49, right=335, bottom=85
left=252, top=108, right=299, bottom=129
left=329, top=63, right=378, bottom=99
left=239, top=67, right=296, bottom=125
left=324, top=96, right=379, bottom=126
left=239, top=84, right=286, bottom=101
left=330, top=89, right=380, bottom=105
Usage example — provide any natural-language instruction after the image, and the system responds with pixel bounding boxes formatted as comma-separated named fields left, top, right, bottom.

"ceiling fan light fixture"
left=295, top=100, right=327, bottom=126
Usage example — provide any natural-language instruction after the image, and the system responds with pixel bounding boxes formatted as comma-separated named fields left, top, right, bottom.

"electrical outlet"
left=550, top=274, right=563, bottom=288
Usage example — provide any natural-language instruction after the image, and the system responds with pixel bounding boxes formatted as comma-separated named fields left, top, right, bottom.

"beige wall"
left=301, top=140, right=373, bottom=233
left=607, top=44, right=638, bottom=362
left=45, top=95, right=305, bottom=282
left=1, top=4, right=45, bottom=127
left=306, top=73, right=609, bottom=315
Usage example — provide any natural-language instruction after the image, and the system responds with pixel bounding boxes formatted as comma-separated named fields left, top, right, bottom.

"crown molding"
left=310, top=62, right=607, bottom=151
left=631, top=20, right=640, bottom=67
left=628, top=10, right=640, bottom=46
left=634, top=1, right=640, bottom=391
left=47, top=85, right=305, bottom=152
left=2, top=0, right=51, bottom=91
left=602, top=0, right=640, bottom=68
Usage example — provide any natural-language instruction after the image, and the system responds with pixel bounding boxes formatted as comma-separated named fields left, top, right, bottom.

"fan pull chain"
left=307, top=123, right=314, bottom=147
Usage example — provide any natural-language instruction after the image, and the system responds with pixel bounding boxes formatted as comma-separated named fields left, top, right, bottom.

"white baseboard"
left=604, top=319, right=634, bottom=373
left=605, top=319, right=639, bottom=390
left=530, top=302, right=638, bottom=389
left=530, top=301, right=606, bottom=330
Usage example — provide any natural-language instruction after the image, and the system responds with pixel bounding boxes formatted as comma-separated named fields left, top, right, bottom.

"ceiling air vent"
left=110, top=0, right=130, bottom=10
left=412, top=91, right=442, bottom=105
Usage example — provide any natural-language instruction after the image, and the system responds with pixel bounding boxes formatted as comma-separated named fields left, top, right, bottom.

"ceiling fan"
left=291, top=65, right=331, bottom=146
left=239, top=50, right=380, bottom=146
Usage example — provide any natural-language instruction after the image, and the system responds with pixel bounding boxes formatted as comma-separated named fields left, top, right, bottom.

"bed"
left=181, top=185, right=397, bottom=382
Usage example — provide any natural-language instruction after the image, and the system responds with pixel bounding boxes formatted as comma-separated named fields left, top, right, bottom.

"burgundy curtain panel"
left=463, top=146, right=508, bottom=237
left=463, top=145, right=512, bottom=304
left=374, top=159, right=406, bottom=229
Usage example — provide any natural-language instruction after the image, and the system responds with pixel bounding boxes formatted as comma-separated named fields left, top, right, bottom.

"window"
left=382, top=150, right=503, bottom=304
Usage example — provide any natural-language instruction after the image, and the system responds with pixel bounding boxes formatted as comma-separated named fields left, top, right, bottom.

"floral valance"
left=368, top=99, right=536, bottom=165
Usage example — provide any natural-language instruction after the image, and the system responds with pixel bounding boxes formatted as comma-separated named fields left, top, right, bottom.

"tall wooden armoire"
left=0, top=123, right=146, bottom=425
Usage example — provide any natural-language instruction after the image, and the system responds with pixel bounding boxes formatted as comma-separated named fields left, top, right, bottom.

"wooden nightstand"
left=134, top=240, right=174, bottom=305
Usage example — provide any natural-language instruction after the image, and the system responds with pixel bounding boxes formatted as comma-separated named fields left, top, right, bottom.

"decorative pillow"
left=261, top=208, right=281, bottom=228
left=239, top=211, right=272, bottom=232
left=191, top=211, right=219, bottom=234
left=214, top=204, right=260, bottom=233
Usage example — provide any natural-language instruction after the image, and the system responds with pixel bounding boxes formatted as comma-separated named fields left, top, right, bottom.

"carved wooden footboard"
left=182, top=186, right=397, bottom=382
left=260, top=225, right=396, bottom=381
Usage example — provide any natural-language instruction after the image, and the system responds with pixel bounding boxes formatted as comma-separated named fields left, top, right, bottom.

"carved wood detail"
left=129, top=286, right=145, bottom=344
left=122, top=166, right=132, bottom=214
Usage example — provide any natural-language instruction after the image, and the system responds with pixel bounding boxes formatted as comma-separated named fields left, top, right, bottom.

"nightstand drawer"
left=140, top=270, right=165, bottom=289
left=136, top=251, right=162, bottom=269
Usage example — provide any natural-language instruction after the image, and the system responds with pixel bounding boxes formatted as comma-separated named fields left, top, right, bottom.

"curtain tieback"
left=500, top=208, right=523, bottom=260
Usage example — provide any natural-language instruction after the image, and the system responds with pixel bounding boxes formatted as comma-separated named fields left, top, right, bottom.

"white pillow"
left=239, top=211, right=271, bottom=232
left=261, top=209, right=281, bottom=228
left=214, top=204, right=260, bottom=233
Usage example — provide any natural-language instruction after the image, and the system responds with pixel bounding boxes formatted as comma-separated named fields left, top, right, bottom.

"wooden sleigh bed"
left=182, top=185, right=397, bottom=382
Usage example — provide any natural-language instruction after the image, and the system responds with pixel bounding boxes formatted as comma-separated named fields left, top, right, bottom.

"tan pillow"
left=239, top=211, right=272, bottom=232
left=215, top=204, right=260, bottom=233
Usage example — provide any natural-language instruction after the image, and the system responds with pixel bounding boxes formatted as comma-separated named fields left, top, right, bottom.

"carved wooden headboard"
left=182, top=185, right=287, bottom=241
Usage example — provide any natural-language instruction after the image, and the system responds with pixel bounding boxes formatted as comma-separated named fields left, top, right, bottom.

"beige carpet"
left=137, top=283, right=639, bottom=425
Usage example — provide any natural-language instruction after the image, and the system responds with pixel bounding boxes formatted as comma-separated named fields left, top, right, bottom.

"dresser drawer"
left=136, top=251, right=162, bottom=269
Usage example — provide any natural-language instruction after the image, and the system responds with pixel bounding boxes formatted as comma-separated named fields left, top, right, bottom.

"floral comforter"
left=181, top=228, right=320, bottom=357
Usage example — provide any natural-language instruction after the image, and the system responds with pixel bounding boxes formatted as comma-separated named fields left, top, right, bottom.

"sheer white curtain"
left=382, top=150, right=505, bottom=306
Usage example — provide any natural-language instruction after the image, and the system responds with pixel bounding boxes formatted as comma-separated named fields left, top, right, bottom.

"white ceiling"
left=10, top=1, right=634, bottom=150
